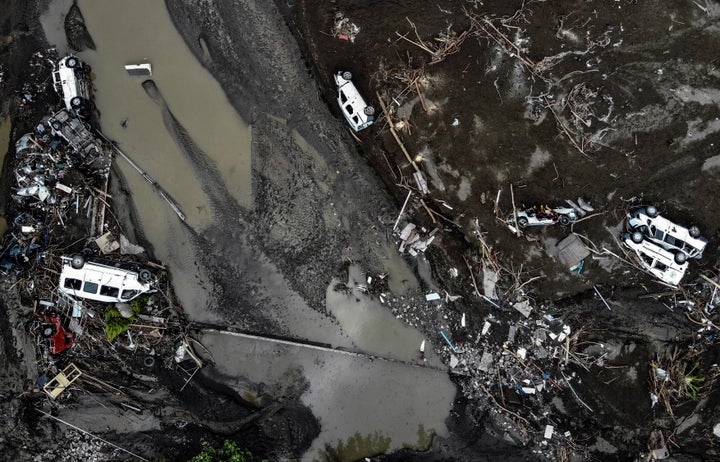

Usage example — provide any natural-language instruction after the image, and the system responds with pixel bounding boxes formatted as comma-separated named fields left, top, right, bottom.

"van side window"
left=345, top=104, right=354, bottom=115
left=100, top=285, right=119, bottom=297
left=64, top=278, right=82, bottom=290
left=340, top=91, right=348, bottom=104
left=122, top=289, right=139, bottom=300
left=83, top=281, right=99, bottom=294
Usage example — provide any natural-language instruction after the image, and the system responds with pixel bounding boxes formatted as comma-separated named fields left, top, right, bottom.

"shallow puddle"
left=200, top=331, right=454, bottom=462
left=327, top=264, right=441, bottom=366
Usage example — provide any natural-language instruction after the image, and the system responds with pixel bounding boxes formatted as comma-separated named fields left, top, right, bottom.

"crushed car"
left=58, top=255, right=156, bottom=303
left=334, top=71, right=375, bottom=132
left=51, top=55, right=91, bottom=117
left=626, top=205, right=707, bottom=263
left=506, top=205, right=578, bottom=233
left=36, top=313, right=76, bottom=355
left=620, top=231, right=688, bottom=286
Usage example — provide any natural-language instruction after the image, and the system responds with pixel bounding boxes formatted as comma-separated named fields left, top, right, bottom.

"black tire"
left=631, top=231, right=644, bottom=244
left=71, top=254, right=85, bottom=269
left=559, top=215, right=570, bottom=226
left=51, top=121, right=61, bottom=131
left=66, top=57, right=78, bottom=68
left=364, top=106, right=375, bottom=116
left=42, top=325, right=55, bottom=338
left=341, top=71, right=352, bottom=81
left=138, top=269, right=152, bottom=282
left=646, top=205, right=658, bottom=218
left=689, top=226, right=701, bottom=238
left=143, top=356, right=156, bottom=368
left=71, top=97, right=82, bottom=107
left=518, top=217, right=529, bottom=228
left=674, top=252, right=688, bottom=264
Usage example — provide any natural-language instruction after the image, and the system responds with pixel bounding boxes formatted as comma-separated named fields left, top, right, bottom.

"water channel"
left=40, top=2, right=455, bottom=459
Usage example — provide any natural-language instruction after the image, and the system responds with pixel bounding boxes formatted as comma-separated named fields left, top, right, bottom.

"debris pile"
left=332, top=13, right=360, bottom=42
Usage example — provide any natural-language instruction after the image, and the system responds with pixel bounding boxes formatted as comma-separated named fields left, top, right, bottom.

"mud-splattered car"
left=51, top=55, right=91, bottom=117
left=36, top=313, right=76, bottom=355
left=506, top=205, right=578, bottom=233
left=621, top=231, right=688, bottom=286
left=59, top=255, right=156, bottom=303
left=334, top=71, right=375, bottom=131
left=626, top=205, right=707, bottom=263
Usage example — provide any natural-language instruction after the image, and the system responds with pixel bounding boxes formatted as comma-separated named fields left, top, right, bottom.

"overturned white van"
left=58, top=255, right=155, bottom=303
left=52, top=55, right=91, bottom=116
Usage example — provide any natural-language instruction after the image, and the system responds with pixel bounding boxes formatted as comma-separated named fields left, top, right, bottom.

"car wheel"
left=51, top=121, right=61, bottom=131
left=364, top=106, right=375, bottom=116
left=71, top=97, right=82, bottom=107
left=143, top=356, right=156, bottom=368
left=138, top=269, right=152, bottom=283
left=631, top=231, right=644, bottom=243
left=66, top=57, right=78, bottom=68
left=342, top=71, right=352, bottom=81
left=559, top=215, right=570, bottom=226
left=674, top=252, right=688, bottom=264
left=71, top=254, right=85, bottom=269
left=518, top=217, right=529, bottom=228
left=646, top=205, right=658, bottom=218
left=42, top=325, right=55, bottom=338
left=689, top=226, right=701, bottom=238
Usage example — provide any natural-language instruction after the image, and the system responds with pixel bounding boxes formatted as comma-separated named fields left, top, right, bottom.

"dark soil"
left=2, top=1, right=720, bottom=461
left=277, top=0, right=720, bottom=300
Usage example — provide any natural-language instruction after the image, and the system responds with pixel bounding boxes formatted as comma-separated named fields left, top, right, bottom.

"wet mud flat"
left=1, top=1, right=720, bottom=461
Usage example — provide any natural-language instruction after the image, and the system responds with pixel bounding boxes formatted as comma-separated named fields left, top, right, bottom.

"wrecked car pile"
left=1, top=53, right=210, bottom=445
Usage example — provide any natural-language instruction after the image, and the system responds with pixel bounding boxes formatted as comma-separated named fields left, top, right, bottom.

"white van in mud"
left=59, top=255, right=155, bottom=303
left=621, top=232, right=688, bottom=287
left=52, top=55, right=91, bottom=116
left=626, top=205, right=707, bottom=263
left=334, top=71, right=375, bottom=132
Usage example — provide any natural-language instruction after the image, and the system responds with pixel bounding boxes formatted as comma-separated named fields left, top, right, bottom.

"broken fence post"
left=593, top=285, right=612, bottom=311
left=393, top=191, right=413, bottom=232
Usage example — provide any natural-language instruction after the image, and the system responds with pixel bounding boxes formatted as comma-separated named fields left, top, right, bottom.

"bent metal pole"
left=36, top=408, right=149, bottom=461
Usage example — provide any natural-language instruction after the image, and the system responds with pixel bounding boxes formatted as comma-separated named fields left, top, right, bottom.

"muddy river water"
left=40, top=1, right=455, bottom=459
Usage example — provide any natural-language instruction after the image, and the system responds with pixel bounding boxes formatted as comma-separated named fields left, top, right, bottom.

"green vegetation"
left=650, top=346, right=718, bottom=418
left=104, top=307, right=134, bottom=341
left=188, top=440, right=254, bottom=462
left=315, top=431, right=391, bottom=462
left=129, top=294, right=149, bottom=314
left=402, top=424, right=434, bottom=450
left=104, top=295, right=149, bottom=341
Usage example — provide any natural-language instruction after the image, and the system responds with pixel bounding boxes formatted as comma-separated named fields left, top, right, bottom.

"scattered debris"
left=332, top=13, right=360, bottom=42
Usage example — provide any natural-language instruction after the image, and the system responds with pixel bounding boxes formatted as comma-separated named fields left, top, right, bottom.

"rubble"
left=331, top=13, right=360, bottom=42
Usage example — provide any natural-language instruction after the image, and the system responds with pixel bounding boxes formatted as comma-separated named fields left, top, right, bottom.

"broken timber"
left=376, top=92, right=420, bottom=173
left=43, top=362, right=82, bottom=399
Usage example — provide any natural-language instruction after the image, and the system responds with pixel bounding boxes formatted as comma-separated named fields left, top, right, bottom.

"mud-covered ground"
left=2, top=0, right=720, bottom=461
left=277, top=0, right=720, bottom=297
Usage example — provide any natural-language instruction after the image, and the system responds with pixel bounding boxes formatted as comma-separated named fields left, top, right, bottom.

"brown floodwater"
left=40, top=2, right=455, bottom=459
